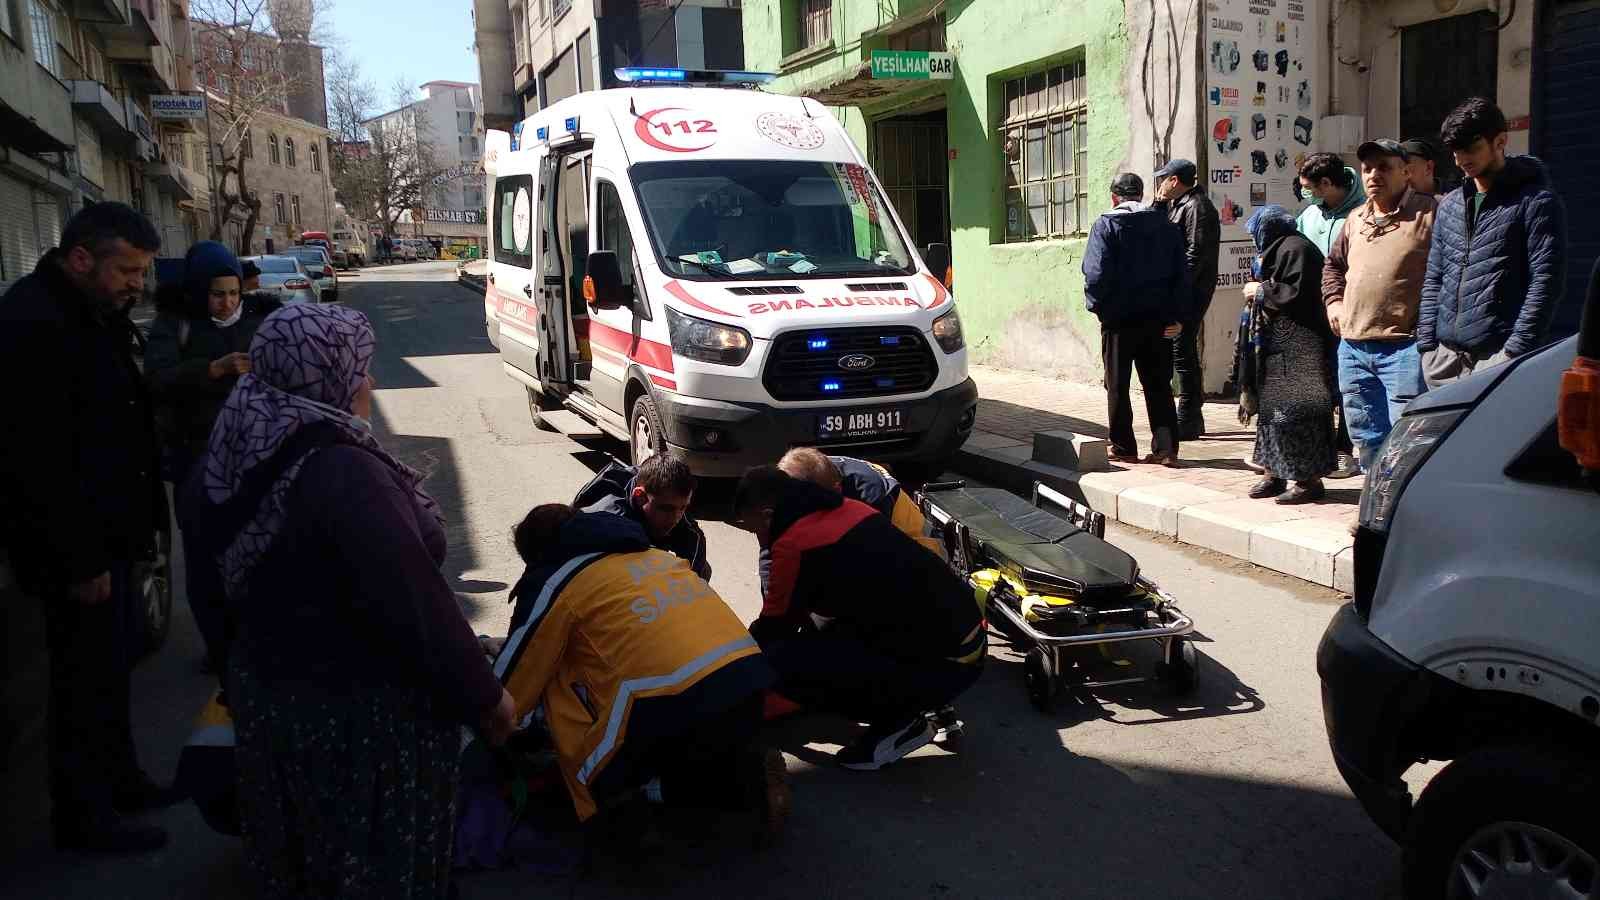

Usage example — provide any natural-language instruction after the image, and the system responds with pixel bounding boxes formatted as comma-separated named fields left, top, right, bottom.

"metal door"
left=1401, top=11, right=1498, bottom=189
left=873, top=113, right=950, bottom=250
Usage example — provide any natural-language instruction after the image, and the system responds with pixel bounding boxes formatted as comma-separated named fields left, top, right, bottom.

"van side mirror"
left=583, top=251, right=633, bottom=310
left=922, top=243, right=951, bottom=280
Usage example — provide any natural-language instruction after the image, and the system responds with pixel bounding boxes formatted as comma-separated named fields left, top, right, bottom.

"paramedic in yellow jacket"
left=495, top=503, right=789, bottom=837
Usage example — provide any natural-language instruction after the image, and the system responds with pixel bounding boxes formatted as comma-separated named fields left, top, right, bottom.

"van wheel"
left=630, top=395, right=666, bottom=466
left=1403, top=743, right=1600, bottom=900
left=527, top=387, right=559, bottom=432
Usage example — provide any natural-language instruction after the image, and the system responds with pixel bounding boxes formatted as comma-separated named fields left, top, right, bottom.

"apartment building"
left=473, top=0, right=744, bottom=133
left=1, top=0, right=206, bottom=287
left=363, top=80, right=487, bottom=246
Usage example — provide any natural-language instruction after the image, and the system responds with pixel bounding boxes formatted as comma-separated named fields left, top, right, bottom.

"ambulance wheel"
left=630, top=395, right=666, bottom=466
left=1160, top=638, right=1200, bottom=694
left=1024, top=647, right=1058, bottom=712
left=527, top=387, right=559, bottom=432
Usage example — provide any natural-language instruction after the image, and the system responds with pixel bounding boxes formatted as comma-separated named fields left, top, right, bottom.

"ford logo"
left=838, top=354, right=876, bottom=371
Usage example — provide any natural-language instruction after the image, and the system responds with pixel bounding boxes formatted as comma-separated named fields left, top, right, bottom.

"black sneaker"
left=836, top=718, right=935, bottom=771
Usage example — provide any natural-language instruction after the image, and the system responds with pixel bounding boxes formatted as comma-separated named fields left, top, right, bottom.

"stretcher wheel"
left=1024, top=647, right=1060, bottom=711
left=1160, top=638, right=1200, bottom=694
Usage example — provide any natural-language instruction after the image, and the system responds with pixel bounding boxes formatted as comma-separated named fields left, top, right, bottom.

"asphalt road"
left=1, top=261, right=1408, bottom=898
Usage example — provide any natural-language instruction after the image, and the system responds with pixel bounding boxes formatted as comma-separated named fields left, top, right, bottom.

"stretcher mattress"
left=926, top=486, right=1139, bottom=602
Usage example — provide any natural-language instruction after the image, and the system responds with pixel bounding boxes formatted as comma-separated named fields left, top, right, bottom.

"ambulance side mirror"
left=922, top=243, right=950, bottom=280
left=583, top=251, right=633, bottom=311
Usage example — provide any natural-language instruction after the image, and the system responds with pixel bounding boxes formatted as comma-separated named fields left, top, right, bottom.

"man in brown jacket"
left=1322, top=139, right=1435, bottom=472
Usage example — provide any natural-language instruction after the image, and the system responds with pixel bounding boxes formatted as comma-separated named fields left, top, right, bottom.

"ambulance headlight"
left=932, top=308, right=965, bottom=353
left=665, top=307, right=752, bottom=366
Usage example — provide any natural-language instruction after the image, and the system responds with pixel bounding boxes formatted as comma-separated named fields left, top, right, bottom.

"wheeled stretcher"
left=916, top=480, right=1200, bottom=711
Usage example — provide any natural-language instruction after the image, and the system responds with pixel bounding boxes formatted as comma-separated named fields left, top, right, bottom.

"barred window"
left=799, top=0, right=830, bottom=50
left=1000, top=59, right=1089, bottom=242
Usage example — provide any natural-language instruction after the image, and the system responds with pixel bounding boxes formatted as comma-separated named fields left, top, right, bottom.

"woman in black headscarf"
left=1235, top=205, right=1337, bottom=504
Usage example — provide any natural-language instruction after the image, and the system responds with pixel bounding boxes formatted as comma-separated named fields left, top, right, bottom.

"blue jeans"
left=1337, top=339, right=1427, bottom=471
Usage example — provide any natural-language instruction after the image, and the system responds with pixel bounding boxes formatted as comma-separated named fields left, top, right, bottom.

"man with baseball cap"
left=1400, top=138, right=1442, bottom=196
left=1082, top=173, right=1190, bottom=465
left=1152, top=158, right=1221, bottom=439
left=1321, top=139, right=1436, bottom=471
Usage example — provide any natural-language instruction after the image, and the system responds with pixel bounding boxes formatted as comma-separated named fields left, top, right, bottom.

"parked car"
left=330, top=228, right=366, bottom=267
left=1318, top=261, right=1600, bottom=900
left=401, top=239, right=435, bottom=261
left=284, top=246, right=340, bottom=302
left=299, top=235, right=348, bottom=270
left=244, top=255, right=319, bottom=304
left=393, top=240, right=417, bottom=262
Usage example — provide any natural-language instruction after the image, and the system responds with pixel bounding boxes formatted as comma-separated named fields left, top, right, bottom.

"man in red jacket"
left=734, top=466, right=984, bottom=770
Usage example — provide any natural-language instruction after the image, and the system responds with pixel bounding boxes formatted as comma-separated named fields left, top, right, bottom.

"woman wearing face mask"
left=1234, top=205, right=1338, bottom=504
left=177, top=304, right=515, bottom=898
left=147, top=241, right=280, bottom=670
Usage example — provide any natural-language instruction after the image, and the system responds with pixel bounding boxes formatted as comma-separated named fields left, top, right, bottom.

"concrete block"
left=1031, top=430, right=1109, bottom=472
left=1115, top=483, right=1232, bottom=536
left=986, top=443, right=1034, bottom=464
left=962, top=430, right=1028, bottom=452
left=1333, top=545, right=1356, bottom=595
left=1076, top=470, right=1173, bottom=521
left=951, top=445, right=1039, bottom=496
left=1019, top=460, right=1086, bottom=501
left=1249, top=518, right=1356, bottom=587
left=1177, top=498, right=1315, bottom=560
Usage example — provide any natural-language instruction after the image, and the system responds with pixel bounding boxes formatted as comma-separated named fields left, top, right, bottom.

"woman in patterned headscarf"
left=1236, top=205, right=1338, bottom=504
left=179, top=303, right=514, bottom=898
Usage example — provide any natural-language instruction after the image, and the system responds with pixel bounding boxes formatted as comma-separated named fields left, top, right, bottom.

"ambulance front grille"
left=762, top=326, right=937, bottom=401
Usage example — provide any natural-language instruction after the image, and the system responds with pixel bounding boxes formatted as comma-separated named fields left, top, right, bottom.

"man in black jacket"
left=735, top=466, right=983, bottom=771
left=1082, top=174, right=1191, bottom=465
left=0, top=202, right=176, bottom=853
left=574, top=454, right=712, bottom=582
left=1152, top=159, right=1222, bottom=439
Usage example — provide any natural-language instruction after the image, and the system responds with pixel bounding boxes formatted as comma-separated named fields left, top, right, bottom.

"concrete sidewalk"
left=954, top=365, right=1360, bottom=592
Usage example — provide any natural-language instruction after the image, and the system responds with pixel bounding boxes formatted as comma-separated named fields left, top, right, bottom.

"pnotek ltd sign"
left=150, top=94, right=207, bottom=119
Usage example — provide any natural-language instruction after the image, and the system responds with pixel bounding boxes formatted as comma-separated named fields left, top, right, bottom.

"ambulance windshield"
left=632, top=159, right=915, bottom=280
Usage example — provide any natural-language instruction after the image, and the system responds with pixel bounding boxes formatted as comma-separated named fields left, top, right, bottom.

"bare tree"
left=328, top=73, right=438, bottom=239
left=191, top=0, right=330, bottom=251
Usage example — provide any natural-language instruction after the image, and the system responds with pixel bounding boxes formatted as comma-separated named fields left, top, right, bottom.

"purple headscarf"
left=203, top=303, right=442, bottom=598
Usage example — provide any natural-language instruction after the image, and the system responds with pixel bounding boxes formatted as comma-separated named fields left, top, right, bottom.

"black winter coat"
left=145, top=289, right=279, bottom=458
left=0, top=252, right=166, bottom=591
left=1419, top=155, right=1567, bottom=358
left=1160, top=188, right=1222, bottom=320
left=573, top=460, right=712, bottom=582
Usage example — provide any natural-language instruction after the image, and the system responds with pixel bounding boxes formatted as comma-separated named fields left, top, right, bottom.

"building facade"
left=744, top=0, right=1599, bottom=390
left=474, top=0, right=745, bottom=133
left=215, top=103, right=336, bottom=254
left=1, top=0, right=207, bottom=289
left=364, top=80, right=488, bottom=247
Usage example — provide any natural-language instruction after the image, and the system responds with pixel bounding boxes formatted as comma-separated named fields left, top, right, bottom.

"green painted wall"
left=743, top=0, right=1135, bottom=377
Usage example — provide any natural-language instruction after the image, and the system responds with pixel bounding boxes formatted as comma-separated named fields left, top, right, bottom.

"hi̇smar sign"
left=870, top=50, right=954, bottom=80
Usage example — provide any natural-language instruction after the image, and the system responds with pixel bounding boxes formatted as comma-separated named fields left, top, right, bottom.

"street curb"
left=458, top=273, right=487, bottom=295
left=952, top=429, right=1354, bottom=592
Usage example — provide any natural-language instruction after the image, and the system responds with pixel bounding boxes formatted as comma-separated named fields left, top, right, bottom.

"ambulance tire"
left=527, top=387, right=560, bottom=432
left=630, top=395, right=666, bottom=466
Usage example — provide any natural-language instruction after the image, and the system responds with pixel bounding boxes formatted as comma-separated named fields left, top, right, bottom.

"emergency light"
left=821, top=380, right=842, bottom=392
left=613, top=67, right=777, bottom=87
left=807, top=336, right=830, bottom=350
left=535, top=126, right=549, bottom=141
left=565, top=116, right=579, bottom=133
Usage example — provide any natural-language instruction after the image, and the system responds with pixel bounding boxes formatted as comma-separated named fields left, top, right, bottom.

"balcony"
left=0, top=56, right=74, bottom=152
left=148, top=158, right=195, bottom=201
left=100, top=0, right=177, bottom=91
left=68, top=80, right=133, bottom=140
left=68, top=0, right=129, bottom=27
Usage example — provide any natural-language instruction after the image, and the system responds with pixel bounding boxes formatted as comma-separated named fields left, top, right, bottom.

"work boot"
left=54, top=813, right=168, bottom=854
left=1329, top=452, right=1361, bottom=479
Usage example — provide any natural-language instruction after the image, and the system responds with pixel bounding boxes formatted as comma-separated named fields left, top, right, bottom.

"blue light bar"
left=564, top=116, right=579, bottom=133
left=807, top=336, right=829, bottom=351
left=534, top=126, right=548, bottom=141
left=510, top=121, right=523, bottom=151
left=821, top=380, right=842, bottom=392
left=879, top=335, right=901, bottom=346
left=613, top=67, right=777, bottom=86
left=875, top=377, right=895, bottom=388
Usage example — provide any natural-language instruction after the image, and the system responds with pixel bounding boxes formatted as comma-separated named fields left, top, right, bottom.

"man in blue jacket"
left=1082, top=173, right=1190, bottom=465
left=1419, top=97, right=1568, bottom=387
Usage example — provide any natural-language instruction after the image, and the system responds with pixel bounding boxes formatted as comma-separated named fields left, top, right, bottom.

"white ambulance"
left=481, top=68, right=976, bottom=476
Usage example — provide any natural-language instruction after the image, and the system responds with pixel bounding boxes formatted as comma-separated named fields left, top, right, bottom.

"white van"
left=481, top=68, right=977, bottom=475
left=1317, top=263, right=1600, bottom=898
